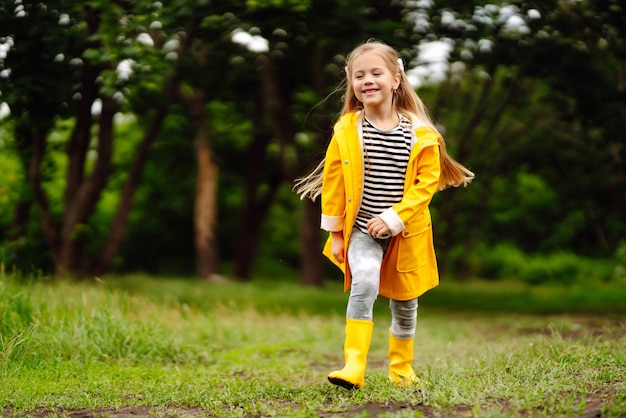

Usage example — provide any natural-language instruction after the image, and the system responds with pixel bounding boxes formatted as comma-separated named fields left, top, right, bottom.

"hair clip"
left=397, top=58, right=404, bottom=72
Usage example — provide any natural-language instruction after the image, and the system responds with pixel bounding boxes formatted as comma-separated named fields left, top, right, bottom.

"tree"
left=164, top=4, right=246, bottom=280
left=0, top=0, right=184, bottom=276
left=412, top=0, right=625, bottom=274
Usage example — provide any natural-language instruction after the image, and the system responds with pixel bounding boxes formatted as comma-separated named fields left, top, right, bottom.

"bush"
left=475, top=244, right=616, bottom=285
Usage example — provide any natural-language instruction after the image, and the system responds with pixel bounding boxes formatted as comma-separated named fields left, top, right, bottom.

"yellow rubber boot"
left=328, top=319, right=374, bottom=390
left=388, top=331, right=421, bottom=387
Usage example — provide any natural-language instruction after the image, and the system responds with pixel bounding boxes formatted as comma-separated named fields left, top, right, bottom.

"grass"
left=1, top=273, right=625, bottom=417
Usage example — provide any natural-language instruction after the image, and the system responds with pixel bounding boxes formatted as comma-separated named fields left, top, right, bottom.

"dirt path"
left=7, top=394, right=621, bottom=418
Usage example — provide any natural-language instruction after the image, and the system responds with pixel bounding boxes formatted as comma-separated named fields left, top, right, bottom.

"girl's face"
left=350, top=51, right=400, bottom=113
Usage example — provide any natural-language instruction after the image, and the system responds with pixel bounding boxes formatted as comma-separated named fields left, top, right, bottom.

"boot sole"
left=328, top=376, right=358, bottom=390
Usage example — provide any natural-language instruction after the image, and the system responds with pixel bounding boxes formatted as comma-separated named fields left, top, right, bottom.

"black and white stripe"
left=354, top=115, right=412, bottom=234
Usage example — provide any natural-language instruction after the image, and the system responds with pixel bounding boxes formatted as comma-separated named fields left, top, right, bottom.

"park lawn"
left=1, top=274, right=625, bottom=417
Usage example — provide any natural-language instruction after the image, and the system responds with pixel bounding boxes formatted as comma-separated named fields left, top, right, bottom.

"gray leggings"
left=346, top=229, right=418, bottom=339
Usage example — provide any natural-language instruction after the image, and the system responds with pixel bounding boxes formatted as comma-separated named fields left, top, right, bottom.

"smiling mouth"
left=363, top=89, right=379, bottom=94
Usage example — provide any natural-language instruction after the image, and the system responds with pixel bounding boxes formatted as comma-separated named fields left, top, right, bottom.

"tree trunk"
left=232, top=130, right=282, bottom=280
left=27, top=127, right=61, bottom=267
left=25, top=9, right=103, bottom=278
left=232, top=55, right=290, bottom=280
left=195, top=135, right=219, bottom=279
left=93, top=104, right=169, bottom=275
left=55, top=6, right=101, bottom=276
left=300, top=199, right=323, bottom=286
left=232, top=181, right=281, bottom=280
left=232, top=201, right=265, bottom=281
left=57, top=96, right=117, bottom=277
left=185, top=90, right=219, bottom=280
left=64, top=6, right=100, bottom=210
left=297, top=43, right=331, bottom=286
left=9, top=199, right=31, bottom=241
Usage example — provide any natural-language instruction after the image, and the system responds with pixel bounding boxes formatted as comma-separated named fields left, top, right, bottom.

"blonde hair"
left=295, top=40, right=474, bottom=200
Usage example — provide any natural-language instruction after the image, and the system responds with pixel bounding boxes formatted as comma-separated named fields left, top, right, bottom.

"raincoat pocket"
left=396, top=214, right=432, bottom=273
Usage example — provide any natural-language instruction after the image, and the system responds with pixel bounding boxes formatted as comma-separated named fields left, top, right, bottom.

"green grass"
left=1, top=274, right=625, bottom=417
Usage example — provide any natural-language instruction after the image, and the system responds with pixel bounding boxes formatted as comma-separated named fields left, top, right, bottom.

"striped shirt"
left=355, top=114, right=413, bottom=236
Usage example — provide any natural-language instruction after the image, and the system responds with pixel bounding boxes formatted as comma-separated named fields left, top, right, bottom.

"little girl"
left=296, top=40, right=474, bottom=390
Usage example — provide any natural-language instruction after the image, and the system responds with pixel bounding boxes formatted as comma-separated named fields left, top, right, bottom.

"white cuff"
left=321, top=214, right=344, bottom=232
left=379, top=208, right=404, bottom=236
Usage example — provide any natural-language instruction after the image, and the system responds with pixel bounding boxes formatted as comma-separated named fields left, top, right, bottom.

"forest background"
left=0, top=0, right=624, bottom=287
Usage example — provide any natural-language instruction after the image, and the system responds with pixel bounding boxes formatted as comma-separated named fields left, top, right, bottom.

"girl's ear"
left=393, top=72, right=401, bottom=90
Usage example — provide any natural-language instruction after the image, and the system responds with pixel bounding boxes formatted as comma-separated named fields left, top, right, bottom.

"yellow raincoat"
left=321, top=112, right=441, bottom=300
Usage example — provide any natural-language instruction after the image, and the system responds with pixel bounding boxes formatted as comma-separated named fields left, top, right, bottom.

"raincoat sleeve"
left=320, top=133, right=346, bottom=232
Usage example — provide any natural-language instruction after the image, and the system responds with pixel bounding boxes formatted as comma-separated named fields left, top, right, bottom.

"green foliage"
left=246, top=0, right=311, bottom=12
left=256, top=184, right=307, bottom=268
left=116, top=111, right=196, bottom=274
left=490, top=171, right=563, bottom=252
left=422, top=0, right=626, bottom=263
left=1, top=0, right=625, bottom=281
left=0, top=125, right=23, bottom=229
left=474, top=243, right=616, bottom=285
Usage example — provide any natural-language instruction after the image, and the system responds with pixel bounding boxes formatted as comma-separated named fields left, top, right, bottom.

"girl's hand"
left=331, top=231, right=345, bottom=263
left=367, top=217, right=391, bottom=239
